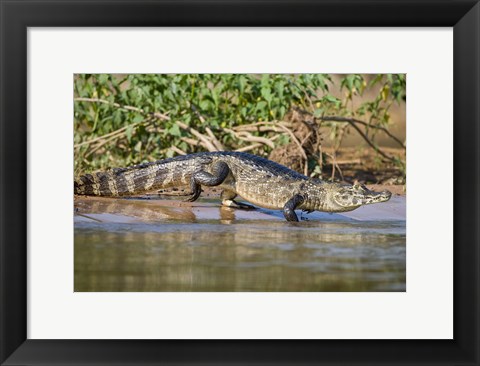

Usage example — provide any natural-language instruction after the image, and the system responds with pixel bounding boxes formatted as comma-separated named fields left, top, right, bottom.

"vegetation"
left=74, top=74, right=406, bottom=180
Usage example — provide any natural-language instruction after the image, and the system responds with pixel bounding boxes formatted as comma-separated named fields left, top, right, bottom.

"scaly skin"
left=74, top=151, right=392, bottom=221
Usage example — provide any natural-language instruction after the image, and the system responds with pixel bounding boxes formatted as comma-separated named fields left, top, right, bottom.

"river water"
left=74, top=196, right=406, bottom=292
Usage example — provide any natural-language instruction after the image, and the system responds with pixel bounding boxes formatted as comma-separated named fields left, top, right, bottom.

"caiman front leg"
left=283, top=194, right=305, bottom=222
left=221, top=190, right=255, bottom=210
left=185, top=161, right=230, bottom=202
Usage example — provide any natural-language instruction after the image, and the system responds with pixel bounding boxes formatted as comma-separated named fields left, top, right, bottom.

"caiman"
left=74, top=151, right=392, bottom=222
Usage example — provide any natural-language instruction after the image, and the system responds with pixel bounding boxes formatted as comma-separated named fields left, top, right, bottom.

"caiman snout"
left=363, top=188, right=392, bottom=205
left=378, top=189, right=392, bottom=200
left=331, top=183, right=392, bottom=212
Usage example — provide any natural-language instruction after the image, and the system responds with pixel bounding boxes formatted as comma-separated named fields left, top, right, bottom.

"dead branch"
left=74, top=97, right=170, bottom=121
left=323, top=151, right=344, bottom=181
left=233, top=125, right=282, bottom=133
left=275, top=124, right=309, bottom=175
left=234, top=135, right=281, bottom=153
left=85, top=132, right=125, bottom=158
left=176, top=121, right=218, bottom=152
left=180, top=137, right=203, bottom=148
left=319, top=116, right=405, bottom=149
left=170, top=146, right=187, bottom=155
left=233, top=120, right=293, bottom=132
left=74, top=118, right=155, bottom=149
left=235, top=143, right=263, bottom=152
left=318, top=116, right=398, bottom=162
left=205, top=127, right=225, bottom=150
left=224, top=128, right=276, bottom=149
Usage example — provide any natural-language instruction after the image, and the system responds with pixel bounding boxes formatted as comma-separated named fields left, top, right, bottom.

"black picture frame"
left=1, top=1, right=479, bottom=365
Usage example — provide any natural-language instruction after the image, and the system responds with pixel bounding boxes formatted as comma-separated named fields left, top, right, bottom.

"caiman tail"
left=74, top=157, right=191, bottom=197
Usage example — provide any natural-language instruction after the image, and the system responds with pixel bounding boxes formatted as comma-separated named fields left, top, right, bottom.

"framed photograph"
left=72, top=72, right=407, bottom=294
left=1, top=1, right=479, bottom=365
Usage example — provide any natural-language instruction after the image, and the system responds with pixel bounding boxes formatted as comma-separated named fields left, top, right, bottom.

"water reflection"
left=75, top=197, right=197, bottom=222
left=74, top=218, right=406, bottom=292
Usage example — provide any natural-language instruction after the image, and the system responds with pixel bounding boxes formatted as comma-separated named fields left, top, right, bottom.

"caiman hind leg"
left=283, top=194, right=305, bottom=222
left=221, top=190, right=255, bottom=210
left=185, top=161, right=230, bottom=202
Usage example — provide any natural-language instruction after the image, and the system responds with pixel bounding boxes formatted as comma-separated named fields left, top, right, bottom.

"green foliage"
left=74, top=74, right=406, bottom=176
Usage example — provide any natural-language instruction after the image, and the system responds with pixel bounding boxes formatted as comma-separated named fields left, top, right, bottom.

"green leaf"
left=98, top=74, right=109, bottom=84
left=179, top=141, right=188, bottom=151
left=369, top=74, right=384, bottom=87
left=240, top=107, right=247, bottom=117
left=261, top=87, right=272, bottom=104
left=255, top=101, right=267, bottom=112
left=200, top=100, right=214, bottom=112
left=169, top=124, right=181, bottom=137
left=261, top=74, right=270, bottom=88
left=238, top=75, right=247, bottom=94
left=126, top=125, right=133, bottom=143
left=323, top=95, right=341, bottom=104
left=132, top=115, right=143, bottom=123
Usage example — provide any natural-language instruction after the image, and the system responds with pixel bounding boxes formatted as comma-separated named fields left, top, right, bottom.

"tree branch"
left=319, top=116, right=406, bottom=149
left=74, top=97, right=170, bottom=121
left=321, top=116, right=397, bottom=162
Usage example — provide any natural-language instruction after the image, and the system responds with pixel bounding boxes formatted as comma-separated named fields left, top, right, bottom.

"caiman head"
left=329, top=182, right=392, bottom=212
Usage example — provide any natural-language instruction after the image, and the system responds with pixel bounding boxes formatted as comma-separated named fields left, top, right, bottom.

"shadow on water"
left=74, top=197, right=406, bottom=292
